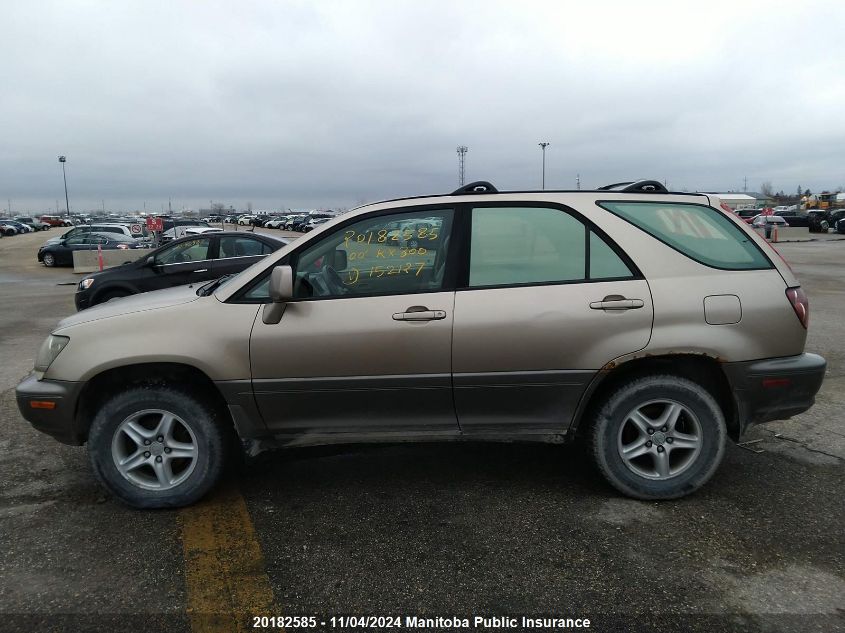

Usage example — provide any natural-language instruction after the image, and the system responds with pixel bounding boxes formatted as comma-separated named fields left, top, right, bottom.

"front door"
left=249, top=207, right=458, bottom=435
left=452, top=204, right=654, bottom=433
left=144, top=236, right=214, bottom=291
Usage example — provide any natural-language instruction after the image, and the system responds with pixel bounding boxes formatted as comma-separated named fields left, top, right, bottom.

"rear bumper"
left=723, top=353, right=826, bottom=435
left=15, top=373, right=85, bottom=445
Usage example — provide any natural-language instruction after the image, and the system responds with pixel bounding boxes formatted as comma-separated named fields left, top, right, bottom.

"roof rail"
left=597, top=180, right=668, bottom=193
left=451, top=181, right=499, bottom=195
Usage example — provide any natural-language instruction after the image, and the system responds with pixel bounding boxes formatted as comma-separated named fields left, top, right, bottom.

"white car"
left=184, top=227, right=224, bottom=236
left=263, top=218, right=288, bottom=228
left=238, top=215, right=256, bottom=225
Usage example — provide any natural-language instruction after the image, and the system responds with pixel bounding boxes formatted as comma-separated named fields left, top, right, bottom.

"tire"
left=94, top=289, right=131, bottom=305
left=42, top=253, right=56, bottom=267
left=589, top=375, right=726, bottom=500
left=88, top=386, right=229, bottom=508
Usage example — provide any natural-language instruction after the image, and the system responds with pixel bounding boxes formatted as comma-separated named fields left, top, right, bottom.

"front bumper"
left=74, top=290, right=91, bottom=311
left=723, top=353, right=826, bottom=436
left=15, top=373, right=85, bottom=445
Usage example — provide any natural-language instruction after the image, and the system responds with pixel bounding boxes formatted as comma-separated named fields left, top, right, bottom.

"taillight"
left=785, top=286, right=809, bottom=328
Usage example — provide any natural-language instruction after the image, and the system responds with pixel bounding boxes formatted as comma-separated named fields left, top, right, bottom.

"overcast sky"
left=2, top=0, right=844, bottom=213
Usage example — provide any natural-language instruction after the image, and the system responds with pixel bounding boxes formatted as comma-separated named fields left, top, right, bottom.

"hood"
left=56, top=284, right=201, bottom=329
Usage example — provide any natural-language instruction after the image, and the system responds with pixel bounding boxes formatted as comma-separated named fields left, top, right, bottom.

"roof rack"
left=597, top=180, right=668, bottom=193
left=451, top=181, right=499, bottom=195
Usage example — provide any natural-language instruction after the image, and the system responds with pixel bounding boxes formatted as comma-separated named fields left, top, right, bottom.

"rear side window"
left=599, top=202, right=772, bottom=270
left=469, top=207, right=586, bottom=286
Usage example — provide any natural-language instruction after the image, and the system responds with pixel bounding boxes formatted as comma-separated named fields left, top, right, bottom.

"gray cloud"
left=2, top=0, right=844, bottom=213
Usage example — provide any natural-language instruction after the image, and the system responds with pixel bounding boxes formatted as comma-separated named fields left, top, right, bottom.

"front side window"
left=155, top=238, right=211, bottom=265
left=599, top=201, right=772, bottom=270
left=293, top=209, right=453, bottom=298
left=469, top=207, right=587, bottom=287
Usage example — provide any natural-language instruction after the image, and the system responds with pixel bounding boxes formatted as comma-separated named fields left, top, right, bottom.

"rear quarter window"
left=598, top=201, right=772, bottom=270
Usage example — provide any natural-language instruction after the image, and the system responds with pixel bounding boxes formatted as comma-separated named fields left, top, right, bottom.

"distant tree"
left=247, top=201, right=253, bottom=213
left=804, top=188, right=811, bottom=196
left=211, top=202, right=226, bottom=213
left=760, top=181, right=774, bottom=197
left=797, top=185, right=802, bottom=196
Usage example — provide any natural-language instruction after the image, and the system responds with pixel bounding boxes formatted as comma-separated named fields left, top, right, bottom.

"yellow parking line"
left=179, top=483, right=278, bottom=632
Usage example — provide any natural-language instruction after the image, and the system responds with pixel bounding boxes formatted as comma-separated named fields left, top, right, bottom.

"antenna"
left=456, top=146, right=468, bottom=186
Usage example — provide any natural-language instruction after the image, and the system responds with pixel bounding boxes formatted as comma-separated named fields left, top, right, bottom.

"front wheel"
left=42, top=253, right=56, bottom=267
left=88, top=387, right=229, bottom=508
left=589, top=375, right=726, bottom=500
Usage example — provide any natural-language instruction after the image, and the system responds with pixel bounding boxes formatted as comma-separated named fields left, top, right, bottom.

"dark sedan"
left=74, top=231, right=288, bottom=310
left=38, top=232, right=145, bottom=267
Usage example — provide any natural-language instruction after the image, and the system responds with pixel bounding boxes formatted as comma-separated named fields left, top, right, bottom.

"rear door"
left=212, top=235, right=276, bottom=277
left=451, top=204, right=653, bottom=433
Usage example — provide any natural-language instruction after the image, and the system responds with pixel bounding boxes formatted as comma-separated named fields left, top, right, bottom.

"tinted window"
left=219, top=236, right=273, bottom=258
left=599, top=202, right=772, bottom=270
left=293, top=209, right=453, bottom=298
left=65, top=234, right=88, bottom=245
left=469, top=207, right=586, bottom=287
left=589, top=231, right=633, bottom=279
left=156, top=238, right=211, bottom=264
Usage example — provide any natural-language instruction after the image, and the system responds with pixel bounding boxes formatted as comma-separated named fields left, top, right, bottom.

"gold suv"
left=17, top=180, right=826, bottom=508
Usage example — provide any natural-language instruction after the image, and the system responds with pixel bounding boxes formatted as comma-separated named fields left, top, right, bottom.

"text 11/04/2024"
left=250, top=615, right=592, bottom=629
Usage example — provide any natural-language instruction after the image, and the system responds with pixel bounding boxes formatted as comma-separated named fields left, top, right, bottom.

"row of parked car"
left=734, top=207, right=845, bottom=233
left=220, top=212, right=336, bottom=232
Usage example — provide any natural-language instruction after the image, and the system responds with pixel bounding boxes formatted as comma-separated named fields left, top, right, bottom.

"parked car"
left=1, top=221, right=21, bottom=236
left=751, top=215, right=788, bottom=229
left=807, top=211, right=830, bottom=233
left=301, top=217, right=330, bottom=232
left=160, top=220, right=211, bottom=241
left=74, top=231, right=288, bottom=309
left=237, top=215, right=256, bottom=225
left=15, top=179, right=825, bottom=508
left=263, top=217, right=287, bottom=229
left=40, top=215, right=74, bottom=227
left=15, top=216, right=51, bottom=231
left=37, top=232, right=146, bottom=267
left=184, top=227, right=224, bottom=236
left=1, top=220, right=34, bottom=233
left=42, top=223, right=146, bottom=247
left=284, top=215, right=309, bottom=230
left=772, top=210, right=810, bottom=228
left=736, top=208, right=762, bottom=223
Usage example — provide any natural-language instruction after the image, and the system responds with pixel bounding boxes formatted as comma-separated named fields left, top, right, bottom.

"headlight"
left=35, top=335, right=70, bottom=373
left=79, top=278, right=94, bottom=290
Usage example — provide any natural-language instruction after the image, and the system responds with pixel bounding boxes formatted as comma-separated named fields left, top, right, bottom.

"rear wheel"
left=589, top=375, right=726, bottom=500
left=88, top=387, right=229, bottom=508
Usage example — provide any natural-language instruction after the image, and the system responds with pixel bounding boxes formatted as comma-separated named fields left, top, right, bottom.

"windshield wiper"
left=197, top=274, right=234, bottom=297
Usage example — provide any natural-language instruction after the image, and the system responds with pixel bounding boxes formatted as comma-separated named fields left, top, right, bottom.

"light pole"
left=58, top=156, right=71, bottom=217
left=538, top=142, right=550, bottom=190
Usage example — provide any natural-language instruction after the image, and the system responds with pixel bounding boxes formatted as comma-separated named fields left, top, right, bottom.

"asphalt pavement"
left=0, top=228, right=842, bottom=633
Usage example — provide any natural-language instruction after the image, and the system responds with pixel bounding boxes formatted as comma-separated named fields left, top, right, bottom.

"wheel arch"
left=90, top=282, right=138, bottom=305
left=75, top=362, right=234, bottom=442
left=570, top=354, right=740, bottom=440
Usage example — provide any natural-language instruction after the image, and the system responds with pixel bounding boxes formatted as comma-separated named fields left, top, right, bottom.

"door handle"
left=192, top=269, right=209, bottom=273
left=589, top=295, right=645, bottom=310
left=392, top=306, right=447, bottom=321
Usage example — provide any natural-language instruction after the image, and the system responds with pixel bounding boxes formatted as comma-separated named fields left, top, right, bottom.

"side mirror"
left=263, top=265, right=293, bottom=324
left=332, top=249, right=347, bottom=270
left=145, top=255, right=155, bottom=266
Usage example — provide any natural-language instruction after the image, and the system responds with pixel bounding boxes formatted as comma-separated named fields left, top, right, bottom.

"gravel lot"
left=0, top=228, right=842, bottom=633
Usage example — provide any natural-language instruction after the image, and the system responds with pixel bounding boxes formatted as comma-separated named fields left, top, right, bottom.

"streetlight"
left=58, top=156, right=71, bottom=217
left=538, top=143, right=550, bottom=190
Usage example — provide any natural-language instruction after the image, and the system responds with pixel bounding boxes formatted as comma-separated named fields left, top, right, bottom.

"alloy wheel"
left=111, top=409, right=198, bottom=491
left=617, top=399, right=703, bottom=480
